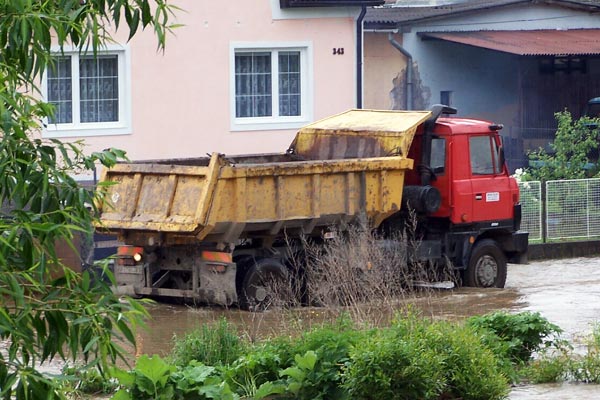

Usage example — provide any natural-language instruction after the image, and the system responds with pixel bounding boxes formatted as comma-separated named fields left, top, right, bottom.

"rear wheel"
left=238, top=258, right=292, bottom=310
left=464, top=239, right=507, bottom=288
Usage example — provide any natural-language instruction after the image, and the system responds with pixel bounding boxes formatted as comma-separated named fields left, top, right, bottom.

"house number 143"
left=332, top=48, right=344, bottom=55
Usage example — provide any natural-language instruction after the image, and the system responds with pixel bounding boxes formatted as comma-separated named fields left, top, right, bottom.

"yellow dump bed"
left=95, top=110, right=431, bottom=246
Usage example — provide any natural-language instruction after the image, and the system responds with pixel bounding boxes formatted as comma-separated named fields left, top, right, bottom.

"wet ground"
left=136, top=256, right=600, bottom=399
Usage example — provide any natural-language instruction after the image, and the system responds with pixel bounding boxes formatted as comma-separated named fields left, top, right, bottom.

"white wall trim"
left=42, top=43, right=132, bottom=138
left=229, top=41, right=314, bottom=132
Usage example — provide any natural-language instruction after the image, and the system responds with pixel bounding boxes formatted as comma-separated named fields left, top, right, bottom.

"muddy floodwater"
left=133, top=256, right=600, bottom=399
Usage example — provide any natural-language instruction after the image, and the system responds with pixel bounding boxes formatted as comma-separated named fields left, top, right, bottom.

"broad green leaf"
left=280, top=366, right=305, bottom=381
left=255, top=381, right=286, bottom=399
left=111, top=389, right=133, bottom=400
left=111, top=368, right=136, bottom=387
left=295, top=350, right=318, bottom=370
left=135, top=354, right=174, bottom=387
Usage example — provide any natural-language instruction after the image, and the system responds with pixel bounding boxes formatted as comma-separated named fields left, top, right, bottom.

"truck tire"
left=238, top=258, right=291, bottom=311
left=464, top=239, right=507, bottom=288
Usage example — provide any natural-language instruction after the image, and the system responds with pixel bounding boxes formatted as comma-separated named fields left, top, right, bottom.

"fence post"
left=541, top=181, right=547, bottom=243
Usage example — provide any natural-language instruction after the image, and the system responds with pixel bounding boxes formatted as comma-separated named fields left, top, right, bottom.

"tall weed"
left=169, top=317, right=246, bottom=367
left=568, top=324, right=600, bottom=383
left=295, top=219, right=453, bottom=323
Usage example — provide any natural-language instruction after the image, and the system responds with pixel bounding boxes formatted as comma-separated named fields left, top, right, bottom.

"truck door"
left=469, top=135, right=513, bottom=222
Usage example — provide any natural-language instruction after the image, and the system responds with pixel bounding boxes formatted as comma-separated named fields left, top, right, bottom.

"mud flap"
left=198, top=261, right=238, bottom=306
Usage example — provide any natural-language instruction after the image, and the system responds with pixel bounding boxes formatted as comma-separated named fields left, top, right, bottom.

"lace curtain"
left=47, top=55, right=119, bottom=124
left=235, top=50, right=301, bottom=118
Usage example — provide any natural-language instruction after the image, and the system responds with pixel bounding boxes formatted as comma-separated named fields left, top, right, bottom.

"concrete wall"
left=363, top=32, right=407, bottom=110
left=413, top=40, right=520, bottom=124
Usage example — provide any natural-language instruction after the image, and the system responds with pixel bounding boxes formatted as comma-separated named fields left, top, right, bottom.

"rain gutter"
left=356, top=5, right=367, bottom=108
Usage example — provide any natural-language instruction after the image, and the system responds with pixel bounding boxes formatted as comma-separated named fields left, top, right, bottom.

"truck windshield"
left=469, top=136, right=496, bottom=175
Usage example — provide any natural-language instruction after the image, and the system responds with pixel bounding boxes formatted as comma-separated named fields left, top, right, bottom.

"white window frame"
left=42, top=44, right=131, bottom=138
left=230, top=41, right=313, bottom=131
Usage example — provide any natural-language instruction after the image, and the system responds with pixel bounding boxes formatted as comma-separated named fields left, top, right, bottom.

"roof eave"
left=364, top=0, right=600, bottom=30
left=280, top=0, right=384, bottom=8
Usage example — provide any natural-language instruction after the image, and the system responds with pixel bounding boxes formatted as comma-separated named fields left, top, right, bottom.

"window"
left=231, top=43, right=312, bottom=131
left=470, top=135, right=501, bottom=175
left=430, top=137, right=446, bottom=174
left=43, top=47, right=130, bottom=137
left=539, top=56, right=587, bottom=74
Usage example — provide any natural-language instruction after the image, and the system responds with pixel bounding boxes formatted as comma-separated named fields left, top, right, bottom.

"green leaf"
left=111, top=389, right=133, bottom=400
left=141, top=1, right=152, bottom=25
left=117, top=319, right=136, bottom=345
left=255, top=381, right=286, bottom=399
left=280, top=366, right=305, bottom=381
left=295, top=350, right=318, bottom=370
left=111, top=367, right=136, bottom=387
left=134, top=354, right=174, bottom=388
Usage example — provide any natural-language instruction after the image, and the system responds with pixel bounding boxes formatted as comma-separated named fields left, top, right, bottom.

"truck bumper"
left=506, top=230, right=529, bottom=264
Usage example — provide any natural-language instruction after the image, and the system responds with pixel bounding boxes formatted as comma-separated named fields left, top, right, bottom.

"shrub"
left=225, top=316, right=366, bottom=400
left=525, top=111, right=600, bottom=181
left=169, top=317, right=246, bottom=367
left=418, top=321, right=509, bottom=400
left=344, top=328, right=446, bottom=400
left=60, top=365, right=119, bottom=395
left=525, top=354, right=570, bottom=383
left=467, top=311, right=562, bottom=364
left=111, top=355, right=237, bottom=400
left=344, top=313, right=508, bottom=400
left=278, top=319, right=367, bottom=399
left=223, top=340, right=288, bottom=398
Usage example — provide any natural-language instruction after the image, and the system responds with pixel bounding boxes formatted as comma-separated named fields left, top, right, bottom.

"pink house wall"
left=64, top=1, right=362, bottom=161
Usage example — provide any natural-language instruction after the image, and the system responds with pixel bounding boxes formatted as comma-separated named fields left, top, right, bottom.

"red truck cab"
left=411, top=117, right=520, bottom=225
left=394, top=105, right=528, bottom=288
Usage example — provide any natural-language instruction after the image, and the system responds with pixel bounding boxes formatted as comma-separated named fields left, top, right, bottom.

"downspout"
left=388, top=32, right=413, bottom=110
left=356, top=6, right=367, bottom=109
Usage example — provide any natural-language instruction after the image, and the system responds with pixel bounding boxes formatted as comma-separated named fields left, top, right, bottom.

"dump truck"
left=95, top=105, right=528, bottom=308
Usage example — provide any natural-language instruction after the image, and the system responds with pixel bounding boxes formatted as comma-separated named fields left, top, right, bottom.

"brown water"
left=132, top=256, right=600, bottom=398
left=139, top=257, right=600, bottom=354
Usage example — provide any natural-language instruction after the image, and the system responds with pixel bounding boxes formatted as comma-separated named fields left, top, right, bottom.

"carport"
left=418, top=28, right=600, bottom=168
left=364, top=0, right=600, bottom=170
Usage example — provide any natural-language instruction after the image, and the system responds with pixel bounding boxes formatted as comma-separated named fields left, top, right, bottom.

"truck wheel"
left=239, top=258, right=292, bottom=311
left=464, top=239, right=507, bottom=288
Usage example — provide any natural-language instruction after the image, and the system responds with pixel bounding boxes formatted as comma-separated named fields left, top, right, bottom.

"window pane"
left=47, top=56, right=73, bottom=124
left=470, top=136, right=495, bottom=175
left=235, top=52, right=272, bottom=118
left=236, top=54, right=251, bottom=73
left=80, top=55, right=119, bottom=123
left=430, top=138, right=446, bottom=174
left=278, top=51, right=301, bottom=116
left=494, top=139, right=503, bottom=172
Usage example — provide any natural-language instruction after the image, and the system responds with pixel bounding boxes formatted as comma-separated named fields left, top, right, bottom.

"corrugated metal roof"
left=365, top=0, right=600, bottom=28
left=419, top=29, right=600, bottom=56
